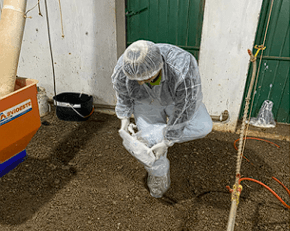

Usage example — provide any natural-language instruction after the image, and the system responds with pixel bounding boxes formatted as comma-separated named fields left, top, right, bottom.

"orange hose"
left=230, top=137, right=289, bottom=209
left=239, top=177, right=290, bottom=209
left=234, top=137, right=280, bottom=151
left=233, top=137, right=280, bottom=165
left=272, top=177, right=290, bottom=196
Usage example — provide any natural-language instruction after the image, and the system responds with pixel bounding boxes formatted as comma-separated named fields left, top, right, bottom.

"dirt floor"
left=0, top=107, right=289, bottom=231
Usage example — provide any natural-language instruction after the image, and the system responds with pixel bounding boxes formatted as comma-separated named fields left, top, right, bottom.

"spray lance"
left=226, top=45, right=266, bottom=231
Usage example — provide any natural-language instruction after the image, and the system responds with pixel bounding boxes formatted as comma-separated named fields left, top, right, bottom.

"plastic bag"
left=249, top=100, right=276, bottom=128
left=134, top=123, right=167, bottom=147
left=145, top=155, right=170, bottom=198
left=119, top=123, right=170, bottom=198
left=119, top=129, right=156, bottom=167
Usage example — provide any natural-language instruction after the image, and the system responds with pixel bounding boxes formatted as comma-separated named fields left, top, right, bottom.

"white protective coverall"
left=111, top=42, right=212, bottom=146
left=111, top=40, right=212, bottom=198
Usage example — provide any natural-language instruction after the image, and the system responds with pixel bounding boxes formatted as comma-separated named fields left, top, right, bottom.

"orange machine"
left=0, top=77, right=41, bottom=177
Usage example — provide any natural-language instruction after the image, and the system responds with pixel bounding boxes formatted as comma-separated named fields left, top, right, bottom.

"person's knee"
left=178, top=119, right=212, bottom=143
left=191, top=120, right=212, bottom=140
left=203, top=119, right=213, bottom=137
left=195, top=104, right=213, bottom=138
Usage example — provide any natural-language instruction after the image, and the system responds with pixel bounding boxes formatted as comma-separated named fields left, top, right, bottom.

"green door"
left=126, top=0, right=205, bottom=60
left=241, top=0, right=290, bottom=123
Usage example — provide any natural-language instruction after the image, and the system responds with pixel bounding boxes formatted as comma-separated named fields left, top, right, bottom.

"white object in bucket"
left=54, top=101, right=81, bottom=108
left=37, top=87, right=51, bottom=117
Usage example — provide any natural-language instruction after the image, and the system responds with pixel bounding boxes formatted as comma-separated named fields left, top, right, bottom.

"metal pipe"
left=227, top=200, right=238, bottom=231
left=257, top=55, right=290, bottom=61
left=0, top=0, right=27, bottom=98
left=226, top=51, right=257, bottom=231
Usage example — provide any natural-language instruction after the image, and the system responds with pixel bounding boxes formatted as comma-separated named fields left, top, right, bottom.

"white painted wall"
left=199, top=0, right=263, bottom=132
left=0, top=0, right=125, bottom=106
left=0, top=0, right=263, bottom=131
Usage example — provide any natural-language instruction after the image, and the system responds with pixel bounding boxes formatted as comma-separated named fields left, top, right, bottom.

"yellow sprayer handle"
left=254, top=45, right=266, bottom=57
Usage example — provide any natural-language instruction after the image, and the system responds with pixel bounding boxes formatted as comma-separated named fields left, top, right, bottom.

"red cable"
left=230, top=137, right=289, bottom=209
left=239, top=177, right=290, bottom=209
left=233, top=136, right=280, bottom=165
left=234, top=137, right=280, bottom=151
left=272, top=177, right=290, bottom=196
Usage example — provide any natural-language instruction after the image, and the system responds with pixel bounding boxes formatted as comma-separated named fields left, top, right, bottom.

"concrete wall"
left=0, top=0, right=263, bottom=131
left=0, top=0, right=125, bottom=106
left=198, top=0, right=263, bottom=132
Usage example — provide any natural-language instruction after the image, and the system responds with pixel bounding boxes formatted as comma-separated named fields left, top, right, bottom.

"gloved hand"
left=120, top=118, right=130, bottom=132
left=128, top=123, right=137, bottom=135
left=149, top=140, right=173, bottom=160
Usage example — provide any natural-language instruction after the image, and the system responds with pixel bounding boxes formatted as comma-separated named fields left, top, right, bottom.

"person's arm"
left=164, top=55, right=202, bottom=143
left=111, top=65, right=133, bottom=129
left=150, top=53, right=202, bottom=158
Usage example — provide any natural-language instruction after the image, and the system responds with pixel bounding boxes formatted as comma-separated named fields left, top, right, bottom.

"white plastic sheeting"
left=249, top=100, right=276, bottom=128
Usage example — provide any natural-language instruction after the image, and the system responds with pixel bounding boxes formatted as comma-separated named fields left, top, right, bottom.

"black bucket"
left=53, top=92, right=94, bottom=121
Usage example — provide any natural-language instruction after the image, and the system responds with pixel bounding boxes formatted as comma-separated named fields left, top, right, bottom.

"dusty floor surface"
left=0, top=108, right=289, bottom=231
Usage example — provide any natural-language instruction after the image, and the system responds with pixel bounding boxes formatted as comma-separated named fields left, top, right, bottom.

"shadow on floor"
left=0, top=111, right=110, bottom=225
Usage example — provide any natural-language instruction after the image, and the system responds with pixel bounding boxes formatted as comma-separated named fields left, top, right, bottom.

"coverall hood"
left=122, top=40, right=163, bottom=81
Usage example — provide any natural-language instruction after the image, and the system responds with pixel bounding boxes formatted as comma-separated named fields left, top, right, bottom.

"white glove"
left=149, top=140, right=173, bottom=160
left=120, top=118, right=130, bottom=132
